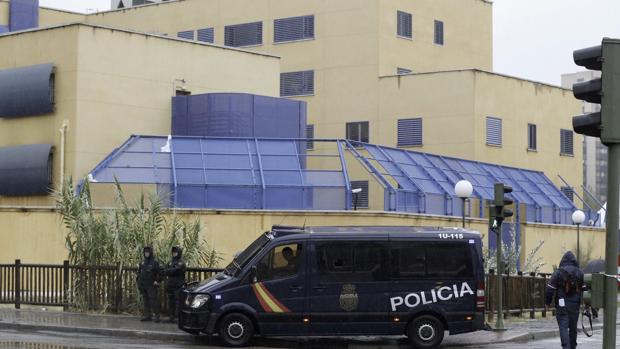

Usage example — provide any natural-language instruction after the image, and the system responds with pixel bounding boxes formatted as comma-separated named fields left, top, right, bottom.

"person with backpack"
left=545, top=251, right=586, bottom=349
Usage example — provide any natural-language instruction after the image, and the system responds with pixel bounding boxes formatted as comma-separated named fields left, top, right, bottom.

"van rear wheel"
left=407, top=314, right=444, bottom=349
left=218, top=313, right=254, bottom=347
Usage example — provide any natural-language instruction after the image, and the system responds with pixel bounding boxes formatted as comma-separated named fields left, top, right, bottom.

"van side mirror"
left=250, top=265, right=258, bottom=284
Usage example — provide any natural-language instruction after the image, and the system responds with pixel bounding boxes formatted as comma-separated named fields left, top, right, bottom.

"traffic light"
left=572, top=39, right=620, bottom=144
left=492, top=182, right=514, bottom=224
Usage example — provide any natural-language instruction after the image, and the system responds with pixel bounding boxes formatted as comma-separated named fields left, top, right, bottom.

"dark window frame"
left=434, top=20, right=444, bottom=45
left=397, top=11, right=413, bottom=39
left=224, top=21, right=263, bottom=47
left=397, top=117, right=423, bottom=147
left=274, top=15, right=315, bottom=43
left=280, top=70, right=314, bottom=97
left=346, top=121, right=369, bottom=144
left=560, top=129, right=574, bottom=156
left=527, top=123, right=537, bottom=151
left=350, top=180, right=369, bottom=209
left=486, top=116, right=502, bottom=146
left=315, top=241, right=388, bottom=284
left=390, top=241, right=474, bottom=280
left=306, top=124, right=315, bottom=150
left=256, top=243, right=303, bottom=283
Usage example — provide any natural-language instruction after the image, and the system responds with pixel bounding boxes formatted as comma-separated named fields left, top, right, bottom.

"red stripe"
left=258, top=283, right=291, bottom=313
left=251, top=283, right=273, bottom=312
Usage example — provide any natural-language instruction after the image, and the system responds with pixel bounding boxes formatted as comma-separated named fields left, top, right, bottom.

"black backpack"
left=559, top=268, right=581, bottom=295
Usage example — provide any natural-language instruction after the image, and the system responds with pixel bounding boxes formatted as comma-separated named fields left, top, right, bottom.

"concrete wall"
left=0, top=23, right=280, bottom=206
left=39, top=7, right=85, bottom=27
left=0, top=206, right=603, bottom=274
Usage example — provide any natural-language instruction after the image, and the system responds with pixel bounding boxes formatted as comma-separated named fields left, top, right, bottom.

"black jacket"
left=137, top=246, right=162, bottom=289
left=164, top=246, right=186, bottom=292
left=545, top=251, right=585, bottom=307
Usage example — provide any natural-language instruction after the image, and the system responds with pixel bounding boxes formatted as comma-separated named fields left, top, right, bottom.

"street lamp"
left=352, top=188, right=362, bottom=211
left=572, top=210, right=586, bottom=263
left=454, top=180, right=473, bottom=228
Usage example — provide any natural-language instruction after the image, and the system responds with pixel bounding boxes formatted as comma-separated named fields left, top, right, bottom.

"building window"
left=397, top=118, right=422, bottom=147
left=397, top=67, right=412, bottom=75
left=280, top=70, right=314, bottom=97
left=560, top=129, right=574, bottom=155
left=351, top=180, right=369, bottom=209
left=197, top=27, right=214, bottom=43
left=397, top=11, right=412, bottom=38
left=306, top=124, right=315, bottom=150
left=434, top=20, right=444, bottom=45
left=346, top=121, right=369, bottom=143
left=561, top=186, right=574, bottom=202
left=527, top=123, right=537, bottom=151
left=225, top=21, right=263, bottom=47
left=486, top=117, right=502, bottom=146
left=274, top=15, right=314, bottom=43
left=177, top=30, right=194, bottom=40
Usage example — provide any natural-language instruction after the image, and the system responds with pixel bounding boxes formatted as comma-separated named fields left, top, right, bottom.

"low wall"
left=0, top=207, right=605, bottom=273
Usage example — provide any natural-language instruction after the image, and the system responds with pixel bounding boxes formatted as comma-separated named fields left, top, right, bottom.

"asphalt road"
left=0, top=328, right=616, bottom=349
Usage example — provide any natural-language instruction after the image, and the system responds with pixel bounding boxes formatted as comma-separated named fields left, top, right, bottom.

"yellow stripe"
left=255, top=283, right=285, bottom=313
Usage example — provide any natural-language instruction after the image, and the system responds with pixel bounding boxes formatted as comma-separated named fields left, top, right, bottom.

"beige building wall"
left=0, top=25, right=80, bottom=206
left=378, top=70, right=582, bottom=192
left=0, top=1, right=7, bottom=28
left=378, top=0, right=492, bottom=76
left=0, top=207, right=603, bottom=273
left=0, top=23, right=280, bottom=206
left=82, top=0, right=492, bottom=145
left=39, top=7, right=85, bottom=27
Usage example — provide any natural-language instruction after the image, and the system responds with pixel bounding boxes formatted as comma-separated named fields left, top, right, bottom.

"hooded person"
left=545, top=251, right=586, bottom=349
left=137, top=246, right=162, bottom=322
left=163, top=246, right=186, bottom=323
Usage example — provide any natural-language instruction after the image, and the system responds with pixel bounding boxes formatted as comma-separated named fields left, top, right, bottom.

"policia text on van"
left=178, top=226, right=486, bottom=348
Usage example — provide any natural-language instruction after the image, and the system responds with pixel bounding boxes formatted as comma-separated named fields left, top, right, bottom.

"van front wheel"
left=407, top=314, right=445, bottom=349
left=218, top=313, right=254, bottom=347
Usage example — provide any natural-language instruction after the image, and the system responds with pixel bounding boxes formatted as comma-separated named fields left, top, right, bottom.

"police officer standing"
left=137, top=246, right=162, bottom=322
left=164, top=246, right=186, bottom=323
left=545, top=251, right=585, bottom=349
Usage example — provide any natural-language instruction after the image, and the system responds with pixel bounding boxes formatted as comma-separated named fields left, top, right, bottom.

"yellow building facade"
left=0, top=23, right=280, bottom=206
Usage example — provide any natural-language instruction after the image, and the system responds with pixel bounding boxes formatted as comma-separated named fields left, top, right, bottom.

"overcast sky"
left=40, top=0, right=620, bottom=86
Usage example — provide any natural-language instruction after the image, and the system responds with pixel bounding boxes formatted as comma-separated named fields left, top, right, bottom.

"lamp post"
left=454, top=180, right=473, bottom=228
left=352, top=188, right=362, bottom=211
left=572, top=210, right=586, bottom=263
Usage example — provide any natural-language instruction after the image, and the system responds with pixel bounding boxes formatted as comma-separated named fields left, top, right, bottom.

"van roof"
left=271, top=225, right=482, bottom=240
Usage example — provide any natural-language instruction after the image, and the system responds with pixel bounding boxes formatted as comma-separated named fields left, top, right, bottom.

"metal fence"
left=1, top=260, right=554, bottom=317
left=485, top=270, right=553, bottom=320
left=0, top=260, right=221, bottom=312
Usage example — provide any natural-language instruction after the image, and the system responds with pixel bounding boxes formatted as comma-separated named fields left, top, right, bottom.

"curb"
left=0, top=321, right=190, bottom=342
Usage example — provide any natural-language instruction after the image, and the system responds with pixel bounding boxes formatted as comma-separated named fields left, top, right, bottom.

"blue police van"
left=179, top=226, right=486, bottom=348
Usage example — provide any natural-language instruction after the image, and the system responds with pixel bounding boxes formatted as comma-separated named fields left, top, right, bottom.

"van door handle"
left=290, top=285, right=303, bottom=292
left=313, top=285, right=325, bottom=291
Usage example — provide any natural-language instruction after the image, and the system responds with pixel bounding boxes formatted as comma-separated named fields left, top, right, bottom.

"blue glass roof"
left=89, top=135, right=578, bottom=224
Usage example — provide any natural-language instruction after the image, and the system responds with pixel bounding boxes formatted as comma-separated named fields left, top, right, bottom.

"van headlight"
left=190, top=294, right=210, bottom=309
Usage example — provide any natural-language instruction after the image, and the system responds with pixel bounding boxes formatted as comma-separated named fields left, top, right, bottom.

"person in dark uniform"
left=137, top=246, right=161, bottom=322
left=545, top=251, right=585, bottom=349
left=163, top=246, right=186, bottom=323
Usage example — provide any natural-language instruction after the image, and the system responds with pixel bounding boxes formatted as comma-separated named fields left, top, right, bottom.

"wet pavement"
left=0, top=307, right=618, bottom=348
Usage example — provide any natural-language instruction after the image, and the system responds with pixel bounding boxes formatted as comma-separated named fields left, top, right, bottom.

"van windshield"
left=224, top=233, right=272, bottom=276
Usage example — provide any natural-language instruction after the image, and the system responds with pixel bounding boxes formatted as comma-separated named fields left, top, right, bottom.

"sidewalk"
left=0, top=307, right=618, bottom=347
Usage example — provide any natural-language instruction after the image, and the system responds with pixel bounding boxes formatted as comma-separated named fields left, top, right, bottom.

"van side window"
left=426, top=243, right=473, bottom=278
left=256, top=243, right=302, bottom=282
left=390, top=242, right=425, bottom=279
left=390, top=242, right=473, bottom=279
left=316, top=242, right=388, bottom=283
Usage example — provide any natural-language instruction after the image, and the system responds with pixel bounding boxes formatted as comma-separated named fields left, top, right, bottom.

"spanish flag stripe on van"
left=251, top=283, right=290, bottom=313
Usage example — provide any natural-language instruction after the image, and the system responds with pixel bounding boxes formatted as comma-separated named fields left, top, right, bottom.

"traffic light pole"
left=603, top=143, right=619, bottom=349
left=494, top=224, right=505, bottom=331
